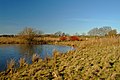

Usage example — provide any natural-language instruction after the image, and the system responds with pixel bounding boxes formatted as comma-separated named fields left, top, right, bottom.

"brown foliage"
left=59, top=36, right=67, bottom=41
left=69, top=36, right=79, bottom=41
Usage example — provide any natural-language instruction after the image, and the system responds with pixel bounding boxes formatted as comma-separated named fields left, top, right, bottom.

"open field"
left=0, top=37, right=120, bottom=79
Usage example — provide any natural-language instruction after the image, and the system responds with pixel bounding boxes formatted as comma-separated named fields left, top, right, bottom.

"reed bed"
left=0, top=37, right=120, bottom=79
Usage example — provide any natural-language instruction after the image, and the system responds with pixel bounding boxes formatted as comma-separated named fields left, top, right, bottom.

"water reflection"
left=18, top=44, right=36, bottom=56
left=0, top=44, right=73, bottom=71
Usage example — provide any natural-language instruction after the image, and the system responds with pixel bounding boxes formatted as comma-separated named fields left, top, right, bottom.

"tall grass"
left=7, top=59, right=15, bottom=70
left=32, top=54, right=40, bottom=63
left=6, top=59, right=15, bottom=74
left=1, top=37, right=120, bottom=79
left=19, top=58, right=27, bottom=67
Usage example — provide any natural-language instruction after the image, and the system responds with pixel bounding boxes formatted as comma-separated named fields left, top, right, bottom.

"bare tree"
left=19, top=27, right=42, bottom=43
left=54, top=31, right=64, bottom=36
left=88, top=26, right=112, bottom=36
left=87, top=28, right=99, bottom=36
left=108, top=29, right=117, bottom=36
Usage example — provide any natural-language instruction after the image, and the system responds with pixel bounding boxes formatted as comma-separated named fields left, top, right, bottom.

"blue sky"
left=0, top=0, right=120, bottom=35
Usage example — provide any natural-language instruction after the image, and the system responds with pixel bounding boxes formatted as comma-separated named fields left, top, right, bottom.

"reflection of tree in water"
left=18, top=44, right=53, bottom=59
left=17, top=44, right=70, bottom=62
left=18, top=44, right=35, bottom=56
left=18, top=44, right=43, bottom=62
left=18, top=44, right=37, bottom=63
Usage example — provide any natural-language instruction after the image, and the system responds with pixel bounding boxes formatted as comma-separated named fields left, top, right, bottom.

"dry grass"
left=32, top=54, right=40, bottom=63
left=0, top=36, right=59, bottom=44
left=7, top=59, right=15, bottom=70
left=1, top=37, right=120, bottom=79
left=36, top=37, right=59, bottom=41
left=6, top=59, right=16, bottom=74
left=19, top=58, right=27, bottom=68
left=0, top=37, right=26, bottom=44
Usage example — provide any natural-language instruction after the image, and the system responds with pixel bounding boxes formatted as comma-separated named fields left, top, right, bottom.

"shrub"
left=19, top=27, right=43, bottom=44
left=69, top=36, right=79, bottom=41
left=59, top=36, right=67, bottom=41
left=108, top=29, right=117, bottom=36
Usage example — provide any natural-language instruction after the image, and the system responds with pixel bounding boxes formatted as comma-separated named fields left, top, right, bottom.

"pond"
left=0, top=44, right=74, bottom=71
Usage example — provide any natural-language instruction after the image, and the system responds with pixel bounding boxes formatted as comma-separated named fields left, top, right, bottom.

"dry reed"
left=19, top=58, right=27, bottom=67
left=32, top=54, right=40, bottom=63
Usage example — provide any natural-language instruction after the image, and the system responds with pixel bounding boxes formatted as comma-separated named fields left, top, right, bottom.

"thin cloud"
left=67, top=18, right=120, bottom=23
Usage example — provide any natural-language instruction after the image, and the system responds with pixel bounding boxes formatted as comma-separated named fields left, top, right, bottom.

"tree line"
left=0, top=26, right=119, bottom=38
left=87, top=26, right=117, bottom=36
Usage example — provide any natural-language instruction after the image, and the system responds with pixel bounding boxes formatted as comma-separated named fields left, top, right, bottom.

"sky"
left=0, top=0, right=120, bottom=35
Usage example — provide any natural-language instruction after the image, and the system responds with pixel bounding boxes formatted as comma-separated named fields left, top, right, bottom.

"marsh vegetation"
left=0, top=37, right=120, bottom=79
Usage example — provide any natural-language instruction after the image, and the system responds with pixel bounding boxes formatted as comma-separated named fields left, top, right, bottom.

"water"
left=0, top=44, right=74, bottom=71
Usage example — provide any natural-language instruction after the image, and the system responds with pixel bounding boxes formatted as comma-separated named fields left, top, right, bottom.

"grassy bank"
left=0, top=37, right=56, bottom=44
left=0, top=37, right=120, bottom=79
